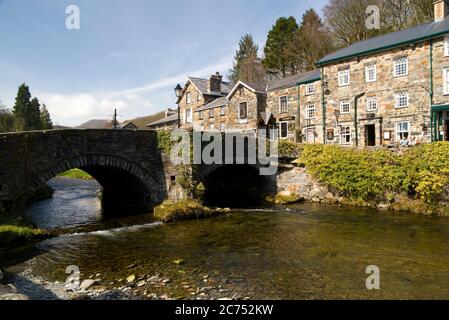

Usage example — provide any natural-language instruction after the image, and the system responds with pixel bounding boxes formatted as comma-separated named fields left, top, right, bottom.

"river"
left=4, top=177, right=449, bottom=300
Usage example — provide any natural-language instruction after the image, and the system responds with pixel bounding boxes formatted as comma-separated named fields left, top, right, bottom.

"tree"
left=13, top=83, right=32, bottom=131
left=291, top=9, right=334, bottom=71
left=29, top=97, right=42, bottom=130
left=40, top=104, right=53, bottom=130
left=0, top=102, right=15, bottom=133
left=263, top=17, right=299, bottom=78
left=229, top=34, right=266, bottom=83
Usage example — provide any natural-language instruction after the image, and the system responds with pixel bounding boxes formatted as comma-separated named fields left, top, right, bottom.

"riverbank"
left=57, top=169, right=94, bottom=180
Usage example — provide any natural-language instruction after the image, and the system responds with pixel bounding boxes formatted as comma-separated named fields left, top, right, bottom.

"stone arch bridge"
left=0, top=130, right=276, bottom=217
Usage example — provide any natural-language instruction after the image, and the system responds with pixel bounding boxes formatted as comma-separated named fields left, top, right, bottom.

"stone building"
left=176, top=73, right=234, bottom=130
left=315, top=0, right=449, bottom=146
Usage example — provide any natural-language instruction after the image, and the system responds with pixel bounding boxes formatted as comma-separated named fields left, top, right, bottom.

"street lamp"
left=174, top=84, right=183, bottom=128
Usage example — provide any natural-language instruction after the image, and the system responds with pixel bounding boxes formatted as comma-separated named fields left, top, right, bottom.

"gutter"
left=321, top=67, right=327, bottom=144
left=354, top=92, right=366, bottom=147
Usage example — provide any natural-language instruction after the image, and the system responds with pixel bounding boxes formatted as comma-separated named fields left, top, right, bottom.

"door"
left=365, top=124, right=376, bottom=146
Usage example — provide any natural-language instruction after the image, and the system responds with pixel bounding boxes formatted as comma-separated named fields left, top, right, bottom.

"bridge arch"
left=26, top=154, right=165, bottom=217
left=195, top=164, right=276, bottom=208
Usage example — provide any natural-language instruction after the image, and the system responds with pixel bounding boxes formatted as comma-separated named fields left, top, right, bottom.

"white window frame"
left=209, top=108, right=214, bottom=118
left=238, top=102, right=248, bottom=123
left=186, top=92, right=192, bottom=104
left=305, top=128, right=315, bottom=143
left=445, top=37, right=449, bottom=57
left=393, top=57, right=408, bottom=77
left=305, top=83, right=315, bottom=95
left=340, top=126, right=352, bottom=145
left=366, top=97, right=378, bottom=112
left=279, top=96, right=289, bottom=113
left=444, top=68, right=449, bottom=95
left=185, top=108, right=192, bottom=123
left=220, top=106, right=226, bottom=116
left=365, top=65, right=377, bottom=82
left=279, top=121, right=289, bottom=139
left=197, top=92, right=202, bottom=101
left=395, top=92, right=409, bottom=108
left=338, top=69, right=350, bottom=86
left=396, top=121, right=410, bottom=141
left=220, top=123, right=226, bottom=132
left=340, top=99, right=350, bottom=114
left=305, top=104, right=316, bottom=119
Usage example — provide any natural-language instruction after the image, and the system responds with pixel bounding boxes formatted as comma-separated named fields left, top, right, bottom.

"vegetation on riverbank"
left=58, top=169, right=93, bottom=180
left=154, top=199, right=226, bottom=223
left=297, top=143, right=449, bottom=215
left=265, top=192, right=303, bottom=205
left=0, top=216, right=51, bottom=247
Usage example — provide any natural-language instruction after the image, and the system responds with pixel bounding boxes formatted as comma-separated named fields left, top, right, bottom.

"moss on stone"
left=153, top=199, right=222, bottom=223
left=265, top=193, right=303, bottom=205
left=0, top=225, right=51, bottom=246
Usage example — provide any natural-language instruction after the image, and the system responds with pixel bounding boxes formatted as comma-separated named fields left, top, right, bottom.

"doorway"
left=365, top=124, right=376, bottom=146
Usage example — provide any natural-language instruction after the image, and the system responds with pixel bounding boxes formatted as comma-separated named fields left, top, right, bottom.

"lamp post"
left=174, top=84, right=183, bottom=129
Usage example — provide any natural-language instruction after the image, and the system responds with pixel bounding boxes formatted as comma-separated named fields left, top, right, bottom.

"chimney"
left=208, top=72, right=222, bottom=93
left=434, top=0, right=449, bottom=22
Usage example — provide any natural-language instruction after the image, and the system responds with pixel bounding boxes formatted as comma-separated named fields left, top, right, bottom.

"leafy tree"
left=40, top=104, right=53, bottom=130
left=0, top=102, right=15, bottom=133
left=229, top=34, right=266, bottom=83
left=291, top=9, right=334, bottom=71
left=29, top=97, right=42, bottom=130
left=263, top=17, right=299, bottom=78
left=13, top=83, right=32, bottom=131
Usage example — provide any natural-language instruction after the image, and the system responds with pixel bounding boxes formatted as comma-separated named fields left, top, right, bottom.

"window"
left=367, top=97, right=378, bottom=112
left=209, top=109, right=214, bottom=118
left=338, top=69, right=350, bottom=86
left=239, top=87, right=245, bottom=96
left=341, top=126, right=351, bottom=145
left=220, top=106, right=226, bottom=116
left=186, top=92, right=192, bottom=104
left=396, top=121, right=410, bottom=140
left=197, top=92, right=202, bottom=101
left=340, top=99, right=350, bottom=114
left=239, top=102, right=248, bottom=119
left=445, top=37, right=449, bottom=57
left=185, top=108, right=192, bottom=123
left=305, top=104, right=316, bottom=119
left=220, top=123, right=226, bottom=132
left=279, top=96, right=288, bottom=113
left=279, top=122, right=288, bottom=139
left=305, top=84, right=315, bottom=95
left=365, top=65, right=377, bottom=82
left=200, top=123, right=204, bottom=131
left=395, top=92, right=409, bottom=108
left=444, top=68, right=449, bottom=95
left=305, top=128, right=315, bottom=143
left=394, top=57, right=408, bottom=77
left=199, top=111, right=204, bottom=120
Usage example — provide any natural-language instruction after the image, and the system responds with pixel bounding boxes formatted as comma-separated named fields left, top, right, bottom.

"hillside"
left=76, top=119, right=113, bottom=129
left=123, top=111, right=166, bottom=129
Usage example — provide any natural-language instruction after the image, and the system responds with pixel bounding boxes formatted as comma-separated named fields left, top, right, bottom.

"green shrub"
left=278, top=140, right=302, bottom=158
left=298, top=143, right=449, bottom=204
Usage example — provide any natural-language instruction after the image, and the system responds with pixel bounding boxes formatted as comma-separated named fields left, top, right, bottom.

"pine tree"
left=40, top=104, right=53, bottom=130
left=263, top=17, right=299, bottom=78
left=229, top=34, right=266, bottom=83
left=29, top=98, right=42, bottom=130
left=13, top=83, right=32, bottom=131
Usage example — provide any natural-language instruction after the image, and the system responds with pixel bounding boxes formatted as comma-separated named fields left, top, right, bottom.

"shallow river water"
left=6, top=178, right=449, bottom=299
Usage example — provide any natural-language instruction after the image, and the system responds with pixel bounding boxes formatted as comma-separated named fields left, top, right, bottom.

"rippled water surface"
left=10, top=178, right=449, bottom=299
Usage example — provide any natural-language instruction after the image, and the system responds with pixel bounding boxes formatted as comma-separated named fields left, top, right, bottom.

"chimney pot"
left=208, top=72, right=222, bottom=93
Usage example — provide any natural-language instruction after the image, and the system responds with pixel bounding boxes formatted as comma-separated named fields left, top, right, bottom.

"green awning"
left=431, top=105, right=449, bottom=112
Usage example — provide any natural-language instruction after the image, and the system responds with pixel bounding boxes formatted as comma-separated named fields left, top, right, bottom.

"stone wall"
left=226, top=85, right=264, bottom=133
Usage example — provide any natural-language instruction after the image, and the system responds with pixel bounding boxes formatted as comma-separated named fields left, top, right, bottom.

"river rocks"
left=148, top=276, right=161, bottom=283
left=265, top=193, right=303, bottom=205
left=126, top=275, right=136, bottom=283
left=0, top=293, right=29, bottom=300
left=173, top=259, right=185, bottom=265
left=154, top=199, right=223, bottom=223
left=0, top=269, right=3, bottom=281
left=136, top=280, right=146, bottom=287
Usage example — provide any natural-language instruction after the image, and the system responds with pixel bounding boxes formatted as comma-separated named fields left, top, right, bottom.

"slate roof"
left=189, top=77, right=235, bottom=96
left=267, top=70, right=321, bottom=91
left=317, top=16, right=449, bottom=66
left=146, top=113, right=179, bottom=127
left=195, top=97, right=228, bottom=112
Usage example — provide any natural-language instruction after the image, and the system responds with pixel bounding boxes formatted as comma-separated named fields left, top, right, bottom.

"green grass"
left=58, top=169, right=93, bottom=180
left=0, top=216, right=51, bottom=246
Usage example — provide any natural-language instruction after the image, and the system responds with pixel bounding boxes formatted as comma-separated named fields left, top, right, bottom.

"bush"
left=278, top=140, right=302, bottom=158
left=298, top=143, right=449, bottom=204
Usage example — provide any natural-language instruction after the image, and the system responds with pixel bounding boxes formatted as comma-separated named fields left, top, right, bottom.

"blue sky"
left=0, top=0, right=328, bottom=126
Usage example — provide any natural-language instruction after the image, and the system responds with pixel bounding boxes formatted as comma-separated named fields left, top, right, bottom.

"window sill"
left=238, top=119, right=248, bottom=124
left=395, top=106, right=409, bottom=109
left=393, top=74, right=408, bottom=78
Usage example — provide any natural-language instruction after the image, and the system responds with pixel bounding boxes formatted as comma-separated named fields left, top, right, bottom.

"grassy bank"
left=58, top=169, right=93, bottom=180
left=297, top=143, right=449, bottom=215
left=0, top=216, right=51, bottom=247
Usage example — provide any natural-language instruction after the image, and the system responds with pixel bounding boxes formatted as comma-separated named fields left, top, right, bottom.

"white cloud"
left=37, top=56, right=233, bottom=127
